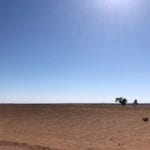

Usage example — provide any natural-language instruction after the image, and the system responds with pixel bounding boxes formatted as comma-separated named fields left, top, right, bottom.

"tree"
left=115, top=97, right=128, bottom=106
left=133, top=99, right=138, bottom=107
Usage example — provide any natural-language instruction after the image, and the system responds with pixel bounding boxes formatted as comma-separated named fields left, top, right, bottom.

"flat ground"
left=0, top=104, right=149, bottom=150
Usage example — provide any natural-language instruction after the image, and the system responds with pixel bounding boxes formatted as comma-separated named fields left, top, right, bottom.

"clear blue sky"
left=0, top=0, right=150, bottom=103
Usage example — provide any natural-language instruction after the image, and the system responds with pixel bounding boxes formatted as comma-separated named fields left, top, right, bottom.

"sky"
left=0, top=0, right=150, bottom=103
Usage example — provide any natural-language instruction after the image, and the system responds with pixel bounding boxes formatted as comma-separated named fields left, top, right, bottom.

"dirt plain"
left=0, top=104, right=149, bottom=150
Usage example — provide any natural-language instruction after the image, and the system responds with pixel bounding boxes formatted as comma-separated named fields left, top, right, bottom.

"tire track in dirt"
left=0, top=141, right=60, bottom=150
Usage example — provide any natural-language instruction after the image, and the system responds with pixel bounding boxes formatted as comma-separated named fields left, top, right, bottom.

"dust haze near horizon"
left=1, top=0, right=150, bottom=103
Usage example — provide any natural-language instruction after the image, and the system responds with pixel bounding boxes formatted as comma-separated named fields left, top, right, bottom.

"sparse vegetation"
left=115, top=97, right=128, bottom=106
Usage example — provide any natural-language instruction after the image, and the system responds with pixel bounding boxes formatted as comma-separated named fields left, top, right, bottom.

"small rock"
left=142, top=117, right=149, bottom=122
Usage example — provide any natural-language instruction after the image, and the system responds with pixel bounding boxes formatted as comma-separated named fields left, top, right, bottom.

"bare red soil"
left=0, top=104, right=149, bottom=150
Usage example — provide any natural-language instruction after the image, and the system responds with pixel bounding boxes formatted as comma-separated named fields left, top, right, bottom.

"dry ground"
left=0, top=104, right=149, bottom=150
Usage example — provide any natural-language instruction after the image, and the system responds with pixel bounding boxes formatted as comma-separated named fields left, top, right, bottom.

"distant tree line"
left=115, top=97, right=138, bottom=106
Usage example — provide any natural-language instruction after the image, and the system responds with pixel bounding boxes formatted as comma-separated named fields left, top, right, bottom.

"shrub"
left=115, top=97, right=128, bottom=106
